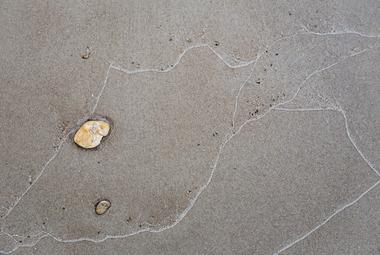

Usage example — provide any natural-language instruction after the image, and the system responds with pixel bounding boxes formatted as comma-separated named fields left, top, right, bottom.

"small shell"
left=74, top=120, right=110, bottom=149
left=80, top=47, right=91, bottom=59
left=95, top=200, right=111, bottom=215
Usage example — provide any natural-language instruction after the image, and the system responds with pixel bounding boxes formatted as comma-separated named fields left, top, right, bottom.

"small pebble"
left=95, top=200, right=111, bottom=215
left=80, top=47, right=91, bottom=59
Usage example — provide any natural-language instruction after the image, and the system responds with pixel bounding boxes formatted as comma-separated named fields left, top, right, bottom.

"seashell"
left=74, top=120, right=110, bottom=149
left=95, top=200, right=111, bottom=215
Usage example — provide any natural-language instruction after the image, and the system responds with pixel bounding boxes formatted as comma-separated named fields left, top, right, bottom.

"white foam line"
left=338, top=106, right=380, bottom=177
left=300, top=24, right=380, bottom=38
left=1, top=132, right=72, bottom=221
left=277, top=57, right=352, bottom=108
left=273, top=179, right=380, bottom=255
left=272, top=56, right=379, bottom=179
left=274, top=106, right=380, bottom=177
left=111, top=44, right=256, bottom=75
left=231, top=29, right=304, bottom=128
left=231, top=68, right=255, bottom=128
left=91, top=64, right=112, bottom=114
left=274, top=107, right=337, bottom=112
left=272, top=48, right=368, bottom=112
left=0, top=231, right=17, bottom=245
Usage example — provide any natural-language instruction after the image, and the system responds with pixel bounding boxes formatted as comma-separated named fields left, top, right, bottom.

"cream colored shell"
left=74, top=120, right=110, bottom=149
left=95, top=200, right=111, bottom=215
